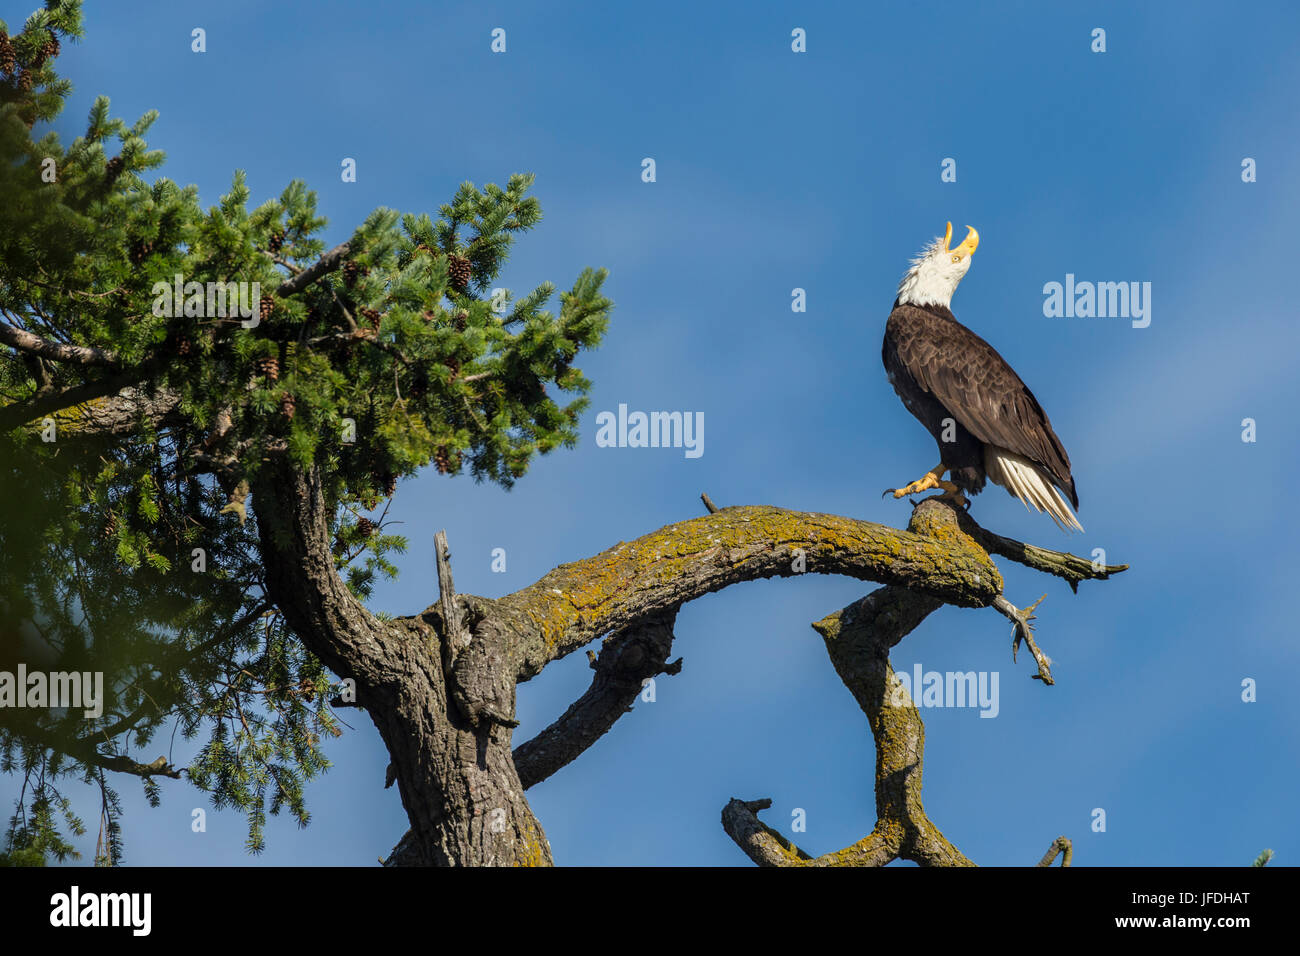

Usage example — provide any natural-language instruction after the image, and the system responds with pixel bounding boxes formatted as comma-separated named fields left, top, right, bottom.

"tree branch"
left=721, top=500, right=1039, bottom=867
left=0, top=368, right=151, bottom=433
left=957, top=512, right=1128, bottom=591
left=512, top=611, right=679, bottom=789
left=275, top=241, right=352, bottom=298
left=459, top=504, right=1002, bottom=689
left=1036, top=836, right=1073, bottom=867
left=0, top=320, right=119, bottom=366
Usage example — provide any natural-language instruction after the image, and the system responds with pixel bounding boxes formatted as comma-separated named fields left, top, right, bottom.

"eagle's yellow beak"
left=943, top=222, right=979, bottom=258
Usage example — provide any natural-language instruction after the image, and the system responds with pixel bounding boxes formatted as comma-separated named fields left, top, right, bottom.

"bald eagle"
left=882, top=223, right=1083, bottom=532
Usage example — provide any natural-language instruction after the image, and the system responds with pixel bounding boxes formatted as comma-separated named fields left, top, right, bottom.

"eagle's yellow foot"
left=883, top=464, right=951, bottom=499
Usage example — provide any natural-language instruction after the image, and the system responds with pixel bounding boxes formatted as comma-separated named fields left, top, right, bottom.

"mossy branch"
left=462, top=504, right=1003, bottom=688
left=957, top=512, right=1128, bottom=592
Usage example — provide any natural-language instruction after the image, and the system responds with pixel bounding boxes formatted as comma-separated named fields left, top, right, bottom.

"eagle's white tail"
left=984, top=446, right=1083, bottom=533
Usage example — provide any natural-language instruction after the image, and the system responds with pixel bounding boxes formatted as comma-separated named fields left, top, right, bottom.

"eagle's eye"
left=950, top=254, right=961, bottom=263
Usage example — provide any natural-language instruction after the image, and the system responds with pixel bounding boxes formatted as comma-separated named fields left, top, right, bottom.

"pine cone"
left=102, top=514, right=118, bottom=539
left=104, top=156, right=125, bottom=186
left=342, top=260, right=360, bottom=287
left=434, top=445, right=461, bottom=475
left=447, top=255, right=472, bottom=292
left=128, top=238, right=153, bottom=264
left=279, top=392, right=296, bottom=419
left=176, top=336, right=193, bottom=357
left=381, top=472, right=398, bottom=496
left=40, top=34, right=59, bottom=64
left=356, top=516, right=376, bottom=538
left=16, top=69, right=33, bottom=92
left=446, top=357, right=460, bottom=382
left=267, top=230, right=284, bottom=254
left=454, top=311, right=468, bottom=332
left=256, top=355, right=279, bottom=382
left=260, top=295, right=274, bottom=323
left=360, top=307, right=380, bottom=328
left=0, top=32, right=15, bottom=76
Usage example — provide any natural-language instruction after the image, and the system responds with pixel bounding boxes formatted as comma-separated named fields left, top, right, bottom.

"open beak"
left=943, top=222, right=979, bottom=258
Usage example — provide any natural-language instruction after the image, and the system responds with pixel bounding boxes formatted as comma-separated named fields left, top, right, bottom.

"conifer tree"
left=0, top=0, right=610, bottom=862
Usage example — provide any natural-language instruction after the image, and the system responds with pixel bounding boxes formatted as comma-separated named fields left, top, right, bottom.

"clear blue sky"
left=7, top=0, right=1299, bottom=866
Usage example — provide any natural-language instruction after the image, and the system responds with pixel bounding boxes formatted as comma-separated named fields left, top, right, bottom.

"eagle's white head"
left=896, top=222, right=980, bottom=309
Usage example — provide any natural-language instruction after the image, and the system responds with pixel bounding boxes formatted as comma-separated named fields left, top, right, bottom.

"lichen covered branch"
left=958, top=512, right=1128, bottom=591
left=472, top=504, right=1002, bottom=685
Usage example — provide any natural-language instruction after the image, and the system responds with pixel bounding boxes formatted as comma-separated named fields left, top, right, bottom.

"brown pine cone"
left=0, top=32, right=15, bottom=76
left=434, top=446, right=461, bottom=475
left=446, top=357, right=460, bottom=381
left=104, top=156, right=125, bottom=186
left=267, top=230, right=284, bottom=254
left=356, top=516, right=376, bottom=538
left=40, top=34, right=59, bottom=64
left=129, top=238, right=153, bottom=264
left=16, top=68, right=33, bottom=92
left=279, top=392, right=296, bottom=420
left=360, top=307, right=380, bottom=328
left=260, top=295, right=274, bottom=323
left=342, top=260, right=360, bottom=287
left=176, top=336, right=193, bottom=357
left=256, top=355, right=279, bottom=381
left=454, top=311, right=468, bottom=332
left=381, top=472, right=398, bottom=496
left=447, top=255, right=472, bottom=292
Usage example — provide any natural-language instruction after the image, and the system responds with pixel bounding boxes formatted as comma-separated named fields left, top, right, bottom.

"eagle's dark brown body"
left=882, top=300, right=1078, bottom=508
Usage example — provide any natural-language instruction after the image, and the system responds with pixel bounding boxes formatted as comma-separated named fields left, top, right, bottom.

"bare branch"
left=957, top=512, right=1128, bottom=592
left=0, top=320, right=119, bottom=366
left=513, top=611, right=678, bottom=789
left=1036, top=836, right=1073, bottom=867
left=434, top=530, right=470, bottom=652
left=993, top=594, right=1054, bottom=684
left=275, top=241, right=352, bottom=298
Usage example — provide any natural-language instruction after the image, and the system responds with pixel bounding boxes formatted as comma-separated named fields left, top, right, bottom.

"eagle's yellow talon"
left=886, top=465, right=949, bottom=499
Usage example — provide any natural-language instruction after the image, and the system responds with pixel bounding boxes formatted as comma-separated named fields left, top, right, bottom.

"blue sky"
left=6, top=0, right=1299, bottom=866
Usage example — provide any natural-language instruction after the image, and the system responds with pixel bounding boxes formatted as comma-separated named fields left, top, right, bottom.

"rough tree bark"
left=243, top=445, right=1123, bottom=866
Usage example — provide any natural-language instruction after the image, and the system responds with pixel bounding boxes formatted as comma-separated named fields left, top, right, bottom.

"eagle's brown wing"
left=887, top=303, right=1077, bottom=508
